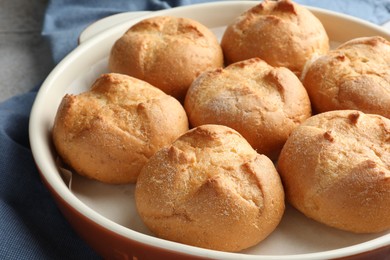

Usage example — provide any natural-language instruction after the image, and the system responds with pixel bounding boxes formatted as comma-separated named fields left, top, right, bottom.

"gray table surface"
left=0, top=0, right=53, bottom=103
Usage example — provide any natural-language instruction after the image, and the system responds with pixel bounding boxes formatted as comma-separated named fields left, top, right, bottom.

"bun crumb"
left=136, top=124, right=285, bottom=252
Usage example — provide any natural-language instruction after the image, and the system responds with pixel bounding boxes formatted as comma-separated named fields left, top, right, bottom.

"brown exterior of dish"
left=38, top=170, right=206, bottom=260
left=36, top=3, right=390, bottom=260
left=37, top=165, right=390, bottom=259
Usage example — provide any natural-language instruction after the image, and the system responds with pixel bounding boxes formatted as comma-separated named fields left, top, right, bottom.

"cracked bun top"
left=135, top=124, right=285, bottom=252
left=302, top=36, right=390, bottom=119
left=221, top=0, right=329, bottom=77
left=184, top=58, right=312, bottom=160
left=109, top=15, right=224, bottom=101
left=52, top=73, right=189, bottom=184
left=278, top=110, right=390, bottom=233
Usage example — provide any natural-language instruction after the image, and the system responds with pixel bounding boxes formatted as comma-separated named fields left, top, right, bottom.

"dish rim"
left=29, top=1, right=390, bottom=259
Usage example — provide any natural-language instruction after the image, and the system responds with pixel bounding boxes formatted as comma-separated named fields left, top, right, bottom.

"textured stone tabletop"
left=0, top=0, right=53, bottom=103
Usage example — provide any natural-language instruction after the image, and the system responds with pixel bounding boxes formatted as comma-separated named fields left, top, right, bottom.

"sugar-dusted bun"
left=221, top=0, right=329, bottom=77
left=184, top=58, right=311, bottom=160
left=135, top=124, right=285, bottom=252
left=278, top=110, right=390, bottom=233
left=109, top=16, right=224, bottom=101
left=302, top=36, right=390, bottom=118
left=52, top=73, right=189, bottom=184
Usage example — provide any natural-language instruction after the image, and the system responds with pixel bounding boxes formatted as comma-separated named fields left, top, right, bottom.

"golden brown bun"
left=221, top=0, right=329, bottom=77
left=109, top=16, right=224, bottom=101
left=278, top=110, right=390, bottom=233
left=184, top=58, right=312, bottom=160
left=52, top=73, right=189, bottom=184
left=302, top=36, right=390, bottom=118
left=135, top=124, right=285, bottom=252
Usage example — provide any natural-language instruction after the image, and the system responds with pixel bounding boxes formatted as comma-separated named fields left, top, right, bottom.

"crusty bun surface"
left=109, top=15, right=224, bottom=101
left=278, top=110, right=390, bottom=233
left=135, top=124, right=285, bottom=252
left=184, top=58, right=311, bottom=160
left=221, top=0, right=329, bottom=77
left=52, top=73, right=189, bottom=184
left=302, top=36, right=390, bottom=118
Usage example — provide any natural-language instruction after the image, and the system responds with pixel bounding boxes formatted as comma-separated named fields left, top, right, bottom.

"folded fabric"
left=43, top=0, right=390, bottom=64
left=295, top=0, right=390, bottom=25
left=0, top=90, right=99, bottom=259
left=1, top=0, right=389, bottom=259
left=43, top=0, right=229, bottom=64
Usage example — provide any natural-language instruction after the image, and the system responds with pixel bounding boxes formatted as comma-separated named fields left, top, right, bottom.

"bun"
left=302, top=36, right=390, bottom=118
left=184, top=58, right=311, bottom=160
left=52, top=73, right=189, bottom=184
left=109, top=16, right=224, bottom=101
left=278, top=110, right=390, bottom=233
left=221, top=0, right=329, bottom=77
left=135, top=124, right=285, bottom=252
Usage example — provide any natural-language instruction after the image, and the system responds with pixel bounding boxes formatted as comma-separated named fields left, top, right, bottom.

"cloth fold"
left=1, top=0, right=389, bottom=259
left=42, top=0, right=226, bottom=63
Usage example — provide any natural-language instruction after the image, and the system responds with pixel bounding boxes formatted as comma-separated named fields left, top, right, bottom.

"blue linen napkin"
left=1, top=0, right=389, bottom=259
